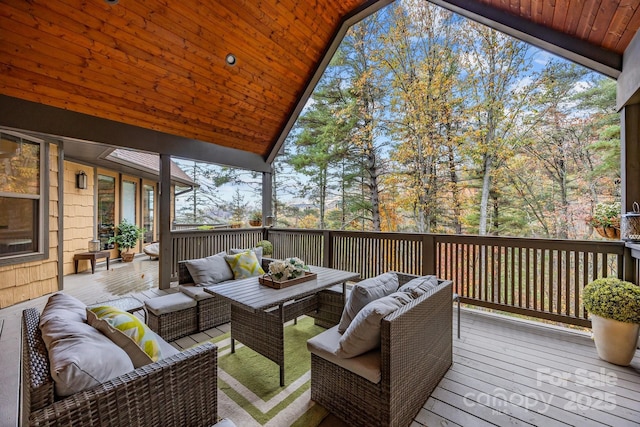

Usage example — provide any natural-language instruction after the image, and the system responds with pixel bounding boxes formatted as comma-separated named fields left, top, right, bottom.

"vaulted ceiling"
left=0, top=0, right=639, bottom=170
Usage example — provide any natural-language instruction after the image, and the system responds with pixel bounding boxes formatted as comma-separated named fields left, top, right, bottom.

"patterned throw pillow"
left=87, top=306, right=162, bottom=367
left=224, top=250, right=265, bottom=279
left=229, top=246, right=264, bottom=266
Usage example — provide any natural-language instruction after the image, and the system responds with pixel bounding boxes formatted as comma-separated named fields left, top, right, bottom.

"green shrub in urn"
left=583, top=278, right=640, bottom=324
left=256, top=240, right=273, bottom=256
left=108, top=220, right=144, bottom=253
left=583, top=277, right=640, bottom=365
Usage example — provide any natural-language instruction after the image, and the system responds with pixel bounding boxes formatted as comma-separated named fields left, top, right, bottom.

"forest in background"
left=177, top=0, right=620, bottom=240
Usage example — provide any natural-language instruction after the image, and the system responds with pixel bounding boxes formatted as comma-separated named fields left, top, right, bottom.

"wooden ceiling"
left=0, top=0, right=639, bottom=165
left=478, top=0, right=640, bottom=55
left=0, top=0, right=372, bottom=158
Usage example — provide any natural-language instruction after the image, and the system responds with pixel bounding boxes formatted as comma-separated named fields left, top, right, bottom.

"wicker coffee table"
left=205, top=265, right=359, bottom=386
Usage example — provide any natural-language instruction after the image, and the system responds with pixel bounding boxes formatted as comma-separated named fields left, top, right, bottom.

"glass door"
left=97, top=175, right=115, bottom=250
left=143, top=184, right=155, bottom=243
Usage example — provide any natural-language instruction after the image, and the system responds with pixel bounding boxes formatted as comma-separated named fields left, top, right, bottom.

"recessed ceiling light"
left=105, top=0, right=119, bottom=4
left=226, top=53, right=237, bottom=66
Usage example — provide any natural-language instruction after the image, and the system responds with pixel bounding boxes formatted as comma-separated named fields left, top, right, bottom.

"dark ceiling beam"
left=266, top=0, right=395, bottom=164
left=617, top=30, right=640, bottom=109
left=0, top=95, right=271, bottom=172
left=429, top=0, right=621, bottom=79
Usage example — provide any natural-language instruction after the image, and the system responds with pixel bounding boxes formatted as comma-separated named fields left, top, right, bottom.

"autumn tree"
left=459, top=22, right=534, bottom=235
left=336, top=14, right=388, bottom=231
left=377, top=1, right=463, bottom=233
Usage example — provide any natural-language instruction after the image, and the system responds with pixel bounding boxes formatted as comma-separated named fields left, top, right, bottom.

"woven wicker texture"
left=22, top=308, right=218, bottom=427
left=147, top=305, right=198, bottom=342
left=308, top=288, right=346, bottom=328
left=178, top=258, right=274, bottom=330
left=310, top=278, right=453, bottom=427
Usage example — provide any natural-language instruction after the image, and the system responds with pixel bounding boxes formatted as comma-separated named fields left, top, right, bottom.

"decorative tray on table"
left=258, top=271, right=317, bottom=289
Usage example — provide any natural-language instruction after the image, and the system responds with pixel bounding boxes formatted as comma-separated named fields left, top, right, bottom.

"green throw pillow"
left=224, top=250, right=265, bottom=279
left=87, top=306, right=162, bottom=367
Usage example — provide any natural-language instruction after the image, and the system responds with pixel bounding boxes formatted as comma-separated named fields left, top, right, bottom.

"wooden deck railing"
left=170, top=227, right=628, bottom=327
left=171, top=228, right=264, bottom=276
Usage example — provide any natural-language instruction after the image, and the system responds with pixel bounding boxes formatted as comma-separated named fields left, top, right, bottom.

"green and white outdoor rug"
left=204, top=317, right=329, bottom=427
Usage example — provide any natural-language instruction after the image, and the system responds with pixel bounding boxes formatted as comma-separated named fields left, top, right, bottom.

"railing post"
left=624, top=244, right=635, bottom=282
left=422, top=234, right=436, bottom=276
left=159, top=154, right=172, bottom=289
left=323, top=230, right=333, bottom=268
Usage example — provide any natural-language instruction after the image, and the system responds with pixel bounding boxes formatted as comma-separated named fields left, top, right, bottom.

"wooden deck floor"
left=1, top=256, right=639, bottom=427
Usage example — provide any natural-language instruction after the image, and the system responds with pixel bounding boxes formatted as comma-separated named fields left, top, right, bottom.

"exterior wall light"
left=76, top=171, right=88, bottom=189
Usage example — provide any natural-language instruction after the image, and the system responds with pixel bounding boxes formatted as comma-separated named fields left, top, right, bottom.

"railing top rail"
left=267, top=228, right=324, bottom=236
left=434, top=234, right=625, bottom=253
left=171, top=228, right=264, bottom=237
left=268, top=228, right=626, bottom=252
left=269, top=228, right=425, bottom=241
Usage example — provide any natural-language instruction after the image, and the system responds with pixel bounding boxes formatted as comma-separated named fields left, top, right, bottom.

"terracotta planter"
left=121, top=252, right=135, bottom=262
left=594, top=226, right=620, bottom=239
left=591, top=314, right=640, bottom=366
left=249, top=220, right=262, bottom=227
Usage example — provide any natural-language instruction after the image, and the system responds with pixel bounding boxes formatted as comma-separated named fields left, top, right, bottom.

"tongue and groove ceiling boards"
left=0, top=0, right=638, bottom=168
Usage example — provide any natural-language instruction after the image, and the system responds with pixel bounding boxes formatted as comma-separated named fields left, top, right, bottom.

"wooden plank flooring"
left=1, top=256, right=639, bottom=427
left=416, top=311, right=640, bottom=427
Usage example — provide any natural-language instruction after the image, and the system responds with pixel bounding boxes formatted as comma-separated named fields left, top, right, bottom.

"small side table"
left=74, top=251, right=110, bottom=274
left=87, top=297, right=146, bottom=322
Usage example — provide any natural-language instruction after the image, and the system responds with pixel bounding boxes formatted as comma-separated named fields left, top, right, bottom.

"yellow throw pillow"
left=224, top=250, right=265, bottom=279
left=87, top=306, right=162, bottom=367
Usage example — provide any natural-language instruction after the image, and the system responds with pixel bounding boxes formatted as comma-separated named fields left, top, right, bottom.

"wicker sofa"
left=21, top=307, right=218, bottom=427
left=308, top=273, right=453, bottom=427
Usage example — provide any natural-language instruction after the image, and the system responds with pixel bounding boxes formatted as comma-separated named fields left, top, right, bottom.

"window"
left=0, top=132, right=46, bottom=262
left=143, top=184, right=154, bottom=243
left=97, top=175, right=115, bottom=250
left=122, top=180, right=137, bottom=225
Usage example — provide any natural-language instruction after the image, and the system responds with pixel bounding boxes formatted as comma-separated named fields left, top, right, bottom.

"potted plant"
left=256, top=239, right=273, bottom=256
left=108, top=219, right=144, bottom=262
left=583, top=277, right=640, bottom=365
left=249, top=211, right=262, bottom=227
left=586, top=201, right=621, bottom=239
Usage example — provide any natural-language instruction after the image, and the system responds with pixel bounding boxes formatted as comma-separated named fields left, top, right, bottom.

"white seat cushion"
left=307, top=325, right=381, bottom=384
left=179, top=284, right=215, bottom=301
left=143, top=242, right=160, bottom=257
left=145, top=292, right=196, bottom=316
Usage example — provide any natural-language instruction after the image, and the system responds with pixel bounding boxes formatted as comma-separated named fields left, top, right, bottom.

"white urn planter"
left=591, top=314, right=640, bottom=366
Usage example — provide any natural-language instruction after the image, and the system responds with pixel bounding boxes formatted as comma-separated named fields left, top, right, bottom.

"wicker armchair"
left=21, top=307, right=218, bottom=427
left=309, top=275, right=453, bottom=427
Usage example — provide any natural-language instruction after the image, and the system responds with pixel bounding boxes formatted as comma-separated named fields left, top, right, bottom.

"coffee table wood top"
left=204, top=265, right=359, bottom=312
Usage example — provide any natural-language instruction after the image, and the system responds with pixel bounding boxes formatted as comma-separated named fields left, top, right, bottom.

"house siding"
left=0, top=144, right=58, bottom=308
left=63, top=162, right=95, bottom=275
